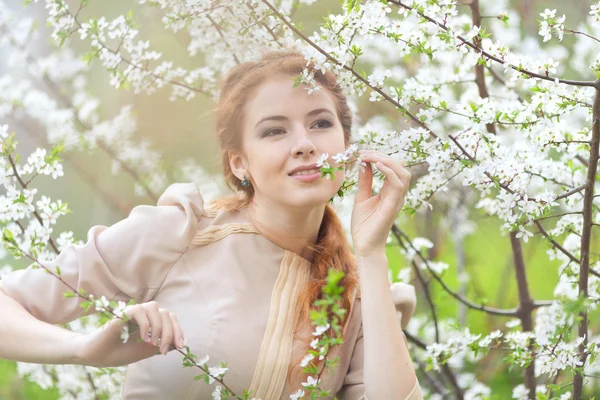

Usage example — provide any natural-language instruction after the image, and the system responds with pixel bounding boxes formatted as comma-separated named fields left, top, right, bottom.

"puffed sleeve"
left=337, top=289, right=424, bottom=400
left=0, top=182, right=204, bottom=325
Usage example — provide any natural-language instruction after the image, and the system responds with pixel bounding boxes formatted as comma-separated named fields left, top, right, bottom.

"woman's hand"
left=351, top=150, right=411, bottom=257
left=391, top=282, right=417, bottom=329
left=74, top=301, right=186, bottom=368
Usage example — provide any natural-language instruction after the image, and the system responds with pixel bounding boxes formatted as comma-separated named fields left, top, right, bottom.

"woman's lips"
left=289, top=171, right=321, bottom=182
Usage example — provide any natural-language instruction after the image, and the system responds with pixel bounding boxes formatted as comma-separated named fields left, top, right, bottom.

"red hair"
left=212, top=51, right=359, bottom=390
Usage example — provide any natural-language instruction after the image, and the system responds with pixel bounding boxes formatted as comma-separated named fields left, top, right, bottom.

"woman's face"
left=230, top=73, right=346, bottom=209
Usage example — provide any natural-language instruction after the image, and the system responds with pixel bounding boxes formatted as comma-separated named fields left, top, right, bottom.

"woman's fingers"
left=125, top=305, right=150, bottom=343
left=170, top=313, right=185, bottom=350
left=121, top=301, right=184, bottom=355
left=158, top=309, right=173, bottom=355
left=359, top=151, right=410, bottom=194
left=374, top=161, right=404, bottom=193
left=144, top=302, right=162, bottom=346
left=355, top=159, right=374, bottom=204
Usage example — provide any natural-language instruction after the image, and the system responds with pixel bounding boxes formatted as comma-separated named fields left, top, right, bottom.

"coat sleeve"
left=337, top=295, right=424, bottom=400
left=0, top=182, right=204, bottom=325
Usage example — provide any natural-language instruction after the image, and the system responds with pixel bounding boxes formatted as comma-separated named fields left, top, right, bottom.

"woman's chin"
left=283, top=187, right=338, bottom=209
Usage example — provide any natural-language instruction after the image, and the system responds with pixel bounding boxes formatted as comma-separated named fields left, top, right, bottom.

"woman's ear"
left=228, top=149, right=247, bottom=180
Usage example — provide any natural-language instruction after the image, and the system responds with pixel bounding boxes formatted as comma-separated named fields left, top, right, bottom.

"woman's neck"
left=247, top=194, right=325, bottom=262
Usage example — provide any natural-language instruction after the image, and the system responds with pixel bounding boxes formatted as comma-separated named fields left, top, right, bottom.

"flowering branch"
left=388, top=0, right=598, bottom=87
left=0, top=21, right=162, bottom=202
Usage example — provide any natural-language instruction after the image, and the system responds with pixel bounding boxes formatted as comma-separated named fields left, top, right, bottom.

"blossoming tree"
left=1, top=0, right=600, bottom=399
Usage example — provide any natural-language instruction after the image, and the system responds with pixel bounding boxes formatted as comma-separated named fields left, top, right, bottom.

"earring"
left=241, top=175, right=250, bottom=188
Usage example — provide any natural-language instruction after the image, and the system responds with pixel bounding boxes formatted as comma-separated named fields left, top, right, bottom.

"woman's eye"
left=312, top=119, right=333, bottom=129
left=264, top=128, right=285, bottom=137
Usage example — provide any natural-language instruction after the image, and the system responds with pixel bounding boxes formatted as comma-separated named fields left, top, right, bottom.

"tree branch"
left=572, top=81, right=600, bottom=400
left=509, top=231, right=536, bottom=399
left=468, top=0, right=496, bottom=134
left=394, top=225, right=519, bottom=316
left=392, top=226, right=441, bottom=342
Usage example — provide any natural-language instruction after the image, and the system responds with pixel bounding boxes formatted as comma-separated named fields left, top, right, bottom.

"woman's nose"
left=290, top=128, right=317, bottom=157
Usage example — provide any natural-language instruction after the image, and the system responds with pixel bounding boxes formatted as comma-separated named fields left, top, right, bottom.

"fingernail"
left=178, top=339, right=185, bottom=348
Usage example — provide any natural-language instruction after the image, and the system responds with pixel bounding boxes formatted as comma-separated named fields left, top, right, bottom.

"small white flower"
left=304, top=85, right=322, bottom=95
left=290, top=389, right=305, bottom=400
left=590, top=3, right=600, bottom=21
left=196, top=354, right=210, bottom=367
left=212, top=385, right=222, bottom=400
left=332, top=152, right=349, bottom=164
left=515, top=225, right=533, bottom=243
left=207, top=366, right=228, bottom=384
left=506, top=319, right=521, bottom=328
left=301, top=375, right=320, bottom=387
left=312, top=323, right=330, bottom=336
left=316, top=153, right=329, bottom=167
left=113, top=301, right=127, bottom=318
left=300, top=353, right=314, bottom=367
left=120, top=325, right=130, bottom=343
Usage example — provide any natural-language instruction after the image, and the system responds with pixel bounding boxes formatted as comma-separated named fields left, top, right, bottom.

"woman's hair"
left=212, top=50, right=359, bottom=389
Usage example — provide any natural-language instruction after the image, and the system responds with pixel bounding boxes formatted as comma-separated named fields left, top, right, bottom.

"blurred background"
left=0, top=0, right=598, bottom=398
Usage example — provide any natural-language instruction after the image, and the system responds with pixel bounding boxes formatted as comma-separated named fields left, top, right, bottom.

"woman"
left=0, top=51, right=422, bottom=399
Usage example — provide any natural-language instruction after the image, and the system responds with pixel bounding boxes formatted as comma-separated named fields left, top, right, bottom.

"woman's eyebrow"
left=306, top=108, right=334, bottom=117
left=254, top=108, right=334, bottom=128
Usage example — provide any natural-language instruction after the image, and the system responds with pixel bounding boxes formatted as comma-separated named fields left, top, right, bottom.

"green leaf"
left=82, top=50, right=98, bottom=65
left=344, top=0, right=360, bottom=13
left=3, top=228, right=14, bottom=243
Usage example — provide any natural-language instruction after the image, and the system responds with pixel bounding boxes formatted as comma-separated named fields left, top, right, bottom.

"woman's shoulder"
left=165, top=184, right=257, bottom=247
left=95, top=182, right=211, bottom=262
left=156, top=182, right=206, bottom=217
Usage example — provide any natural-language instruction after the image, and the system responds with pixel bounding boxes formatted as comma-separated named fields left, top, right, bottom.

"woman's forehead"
left=244, top=75, right=336, bottom=121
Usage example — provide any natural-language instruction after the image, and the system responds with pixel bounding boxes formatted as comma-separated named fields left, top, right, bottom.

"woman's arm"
left=0, top=288, right=177, bottom=367
left=356, top=252, right=419, bottom=399
left=0, top=287, right=81, bottom=364
left=0, top=182, right=203, bottom=366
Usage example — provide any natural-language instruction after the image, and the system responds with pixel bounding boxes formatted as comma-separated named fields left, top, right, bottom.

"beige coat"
left=1, top=183, right=423, bottom=400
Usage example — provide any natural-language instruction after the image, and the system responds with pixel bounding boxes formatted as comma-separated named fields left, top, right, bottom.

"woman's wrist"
left=70, top=331, right=92, bottom=366
left=355, top=250, right=388, bottom=271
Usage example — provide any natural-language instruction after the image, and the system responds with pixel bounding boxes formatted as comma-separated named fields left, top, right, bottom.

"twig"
left=564, top=29, right=600, bottom=44
left=206, top=15, right=241, bottom=64
left=392, top=226, right=440, bottom=342
left=394, top=226, right=519, bottom=316
left=556, top=184, right=587, bottom=200
left=534, top=211, right=583, bottom=222
left=7, top=154, right=60, bottom=254
left=534, top=220, right=581, bottom=265
left=403, top=332, right=464, bottom=399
